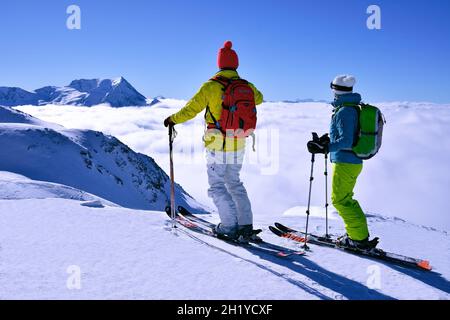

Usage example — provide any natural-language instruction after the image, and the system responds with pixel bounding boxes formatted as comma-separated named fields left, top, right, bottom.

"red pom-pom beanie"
left=217, top=41, right=239, bottom=70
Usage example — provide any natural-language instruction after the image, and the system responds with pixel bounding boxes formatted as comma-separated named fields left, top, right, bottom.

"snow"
left=0, top=171, right=114, bottom=205
left=1, top=100, right=449, bottom=299
left=0, top=195, right=448, bottom=299
left=0, top=105, right=62, bottom=129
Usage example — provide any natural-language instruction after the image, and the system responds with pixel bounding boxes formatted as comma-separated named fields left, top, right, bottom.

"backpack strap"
left=205, top=105, right=221, bottom=130
left=204, top=77, right=228, bottom=128
left=334, top=103, right=361, bottom=149
left=210, top=76, right=232, bottom=90
left=210, top=75, right=247, bottom=89
left=345, top=104, right=361, bottom=148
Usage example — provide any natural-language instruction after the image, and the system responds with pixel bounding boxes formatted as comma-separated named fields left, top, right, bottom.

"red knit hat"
left=217, top=41, right=239, bottom=70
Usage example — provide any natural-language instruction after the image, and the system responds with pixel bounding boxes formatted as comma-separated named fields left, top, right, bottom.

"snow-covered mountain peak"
left=0, top=77, right=149, bottom=107
left=112, top=76, right=127, bottom=86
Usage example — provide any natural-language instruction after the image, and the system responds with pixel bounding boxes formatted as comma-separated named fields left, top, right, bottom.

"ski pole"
left=168, top=124, right=177, bottom=229
left=324, top=153, right=329, bottom=238
left=303, top=141, right=316, bottom=250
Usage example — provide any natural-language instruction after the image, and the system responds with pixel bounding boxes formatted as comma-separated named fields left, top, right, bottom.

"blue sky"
left=0, top=0, right=449, bottom=102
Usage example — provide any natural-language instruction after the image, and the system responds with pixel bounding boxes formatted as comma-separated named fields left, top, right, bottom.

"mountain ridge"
left=0, top=77, right=153, bottom=107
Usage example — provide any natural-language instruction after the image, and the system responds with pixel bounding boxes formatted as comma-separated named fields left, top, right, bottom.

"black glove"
left=319, top=133, right=330, bottom=145
left=307, top=140, right=328, bottom=154
left=307, top=132, right=330, bottom=154
left=164, top=116, right=175, bottom=128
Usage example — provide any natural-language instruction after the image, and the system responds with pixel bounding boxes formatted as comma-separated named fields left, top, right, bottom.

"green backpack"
left=347, top=103, right=386, bottom=160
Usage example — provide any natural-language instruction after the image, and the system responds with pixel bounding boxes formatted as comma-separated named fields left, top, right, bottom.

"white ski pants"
left=206, top=149, right=253, bottom=232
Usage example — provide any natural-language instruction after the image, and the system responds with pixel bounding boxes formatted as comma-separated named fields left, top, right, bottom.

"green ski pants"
left=331, top=162, right=369, bottom=241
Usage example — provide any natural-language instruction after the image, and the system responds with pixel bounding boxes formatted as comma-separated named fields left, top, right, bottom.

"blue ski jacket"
left=329, top=93, right=363, bottom=164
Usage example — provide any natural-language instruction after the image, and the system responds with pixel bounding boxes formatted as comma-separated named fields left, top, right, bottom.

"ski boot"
left=236, top=225, right=263, bottom=244
left=213, top=224, right=238, bottom=241
left=336, top=234, right=379, bottom=251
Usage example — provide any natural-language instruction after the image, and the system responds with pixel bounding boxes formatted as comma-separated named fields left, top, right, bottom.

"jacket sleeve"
left=170, top=83, right=209, bottom=124
left=328, top=108, right=358, bottom=153
left=250, top=83, right=264, bottom=105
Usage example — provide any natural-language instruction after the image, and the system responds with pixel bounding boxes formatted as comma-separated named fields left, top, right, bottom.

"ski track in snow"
left=0, top=198, right=449, bottom=300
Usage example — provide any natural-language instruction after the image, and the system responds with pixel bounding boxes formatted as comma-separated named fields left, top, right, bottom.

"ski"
left=166, top=207, right=305, bottom=258
left=177, top=206, right=216, bottom=228
left=270, top=223, right=432, bottom=271
left=177, top=206, right=307, bottom=256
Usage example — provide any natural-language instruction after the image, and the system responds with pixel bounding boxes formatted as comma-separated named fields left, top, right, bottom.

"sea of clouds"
left=16, top=100, right=450, bottom=231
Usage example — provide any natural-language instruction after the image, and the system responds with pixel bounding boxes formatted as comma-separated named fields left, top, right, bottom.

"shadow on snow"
left=246, top=248, right=396, bottom=300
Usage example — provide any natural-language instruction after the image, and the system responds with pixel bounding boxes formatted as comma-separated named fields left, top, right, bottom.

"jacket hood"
left=332, top=92, right=362, bottom=109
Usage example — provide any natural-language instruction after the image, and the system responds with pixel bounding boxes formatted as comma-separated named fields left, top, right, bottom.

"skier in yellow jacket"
left=164, top=41, right=263, bottom=242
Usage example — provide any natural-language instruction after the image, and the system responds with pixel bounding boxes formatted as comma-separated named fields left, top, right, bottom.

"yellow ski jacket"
left=170, top=70, right=263, bottom=152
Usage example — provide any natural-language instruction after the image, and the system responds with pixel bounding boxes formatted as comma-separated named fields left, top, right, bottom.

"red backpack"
left=206, top=76, right=257, bottom=138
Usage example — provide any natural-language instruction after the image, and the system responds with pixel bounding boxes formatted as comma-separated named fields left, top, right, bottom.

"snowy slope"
left=16, top=100, right=450, bottom=230
left=0, top=104, right=62, bottom=129
left=0, top=171, right=116, bottom=205
left=1, top=77, right=148, bottom=107
left=0, top=195, right=448, bottom=300
left=0, top=106, right=203, bottom=212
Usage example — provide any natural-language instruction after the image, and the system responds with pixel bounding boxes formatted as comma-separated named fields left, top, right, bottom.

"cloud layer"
left=17, top=100, right=450, bottom=231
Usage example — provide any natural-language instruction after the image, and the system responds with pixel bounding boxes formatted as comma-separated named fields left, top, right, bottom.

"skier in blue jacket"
left=307, top=75, right=377, bottom=250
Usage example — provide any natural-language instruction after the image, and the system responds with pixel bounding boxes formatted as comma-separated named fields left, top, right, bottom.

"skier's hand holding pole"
left=307, top=132, right=329, bottom=154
